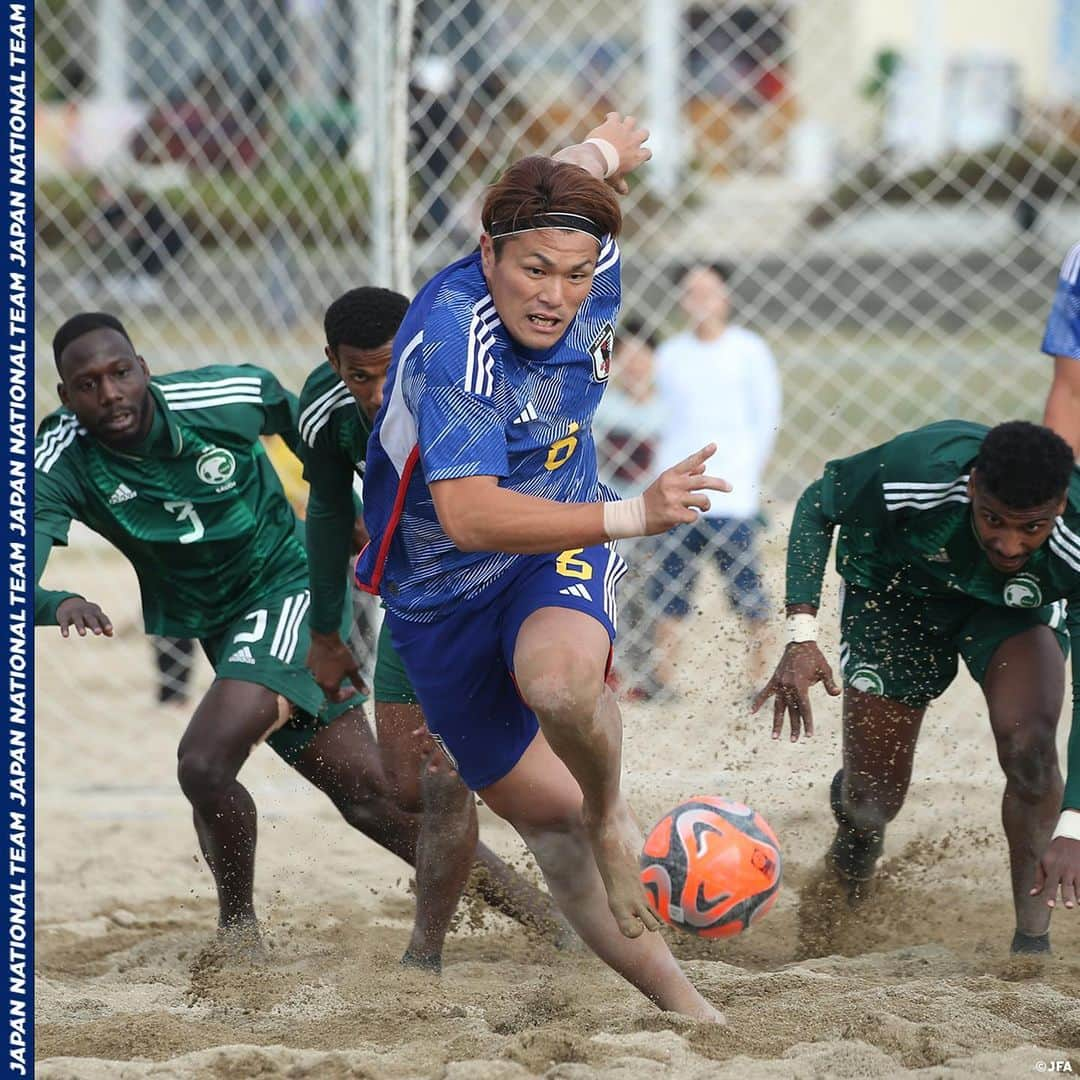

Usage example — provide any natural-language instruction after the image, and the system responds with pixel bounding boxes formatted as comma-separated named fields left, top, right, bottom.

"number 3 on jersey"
left=164, top=500, right=206, bottom=544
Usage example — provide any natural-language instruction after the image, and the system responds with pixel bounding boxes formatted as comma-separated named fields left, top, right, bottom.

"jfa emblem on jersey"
left=196, top=447, right=237, bottom=488
left=1003, top=573, right=1042, bottom=608
left=589, top=322, right=615, bottom=382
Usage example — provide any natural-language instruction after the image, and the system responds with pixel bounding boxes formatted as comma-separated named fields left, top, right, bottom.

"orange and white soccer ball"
left=639, top=795, right=782, bottom=938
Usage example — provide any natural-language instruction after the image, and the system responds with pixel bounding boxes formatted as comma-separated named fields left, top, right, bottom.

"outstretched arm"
left=34, top=530, right=112, bottom=636
left=1043, top=356, right=1080, bottom=458
left=302, top=440, right=366, bottom=701
left=1040, top=245, right=1080, bottom=456
left=430, top=444, right=731, bottom=553
left=751, top=477, right=841, bottom=738
left=552, top=112, right=652, bottom=193
left=1030, top=606, right=1080, bottom=910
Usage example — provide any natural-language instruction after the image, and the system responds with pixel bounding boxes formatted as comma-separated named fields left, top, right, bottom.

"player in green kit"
left=754, top=420, right=1080, bottom=952
left=298, top=287, right=563, bottom=969
left=35, top=312, right=479, bottom=956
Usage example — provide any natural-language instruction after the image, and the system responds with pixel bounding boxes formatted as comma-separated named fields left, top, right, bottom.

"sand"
left=35, top=530, right=1080, bottom=1077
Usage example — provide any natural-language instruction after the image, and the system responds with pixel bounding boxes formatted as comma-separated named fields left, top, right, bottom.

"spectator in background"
left=593, top=320, right=668, bottom=697
left=648, top=263, right=781, bottom=698
left=410, top=54, right=464, bottom=236
left=89, top=184, right=186, bottom=306
left=1042, top=242, right=1080, bottom=456
left=594, top=319, right=665, bottom=491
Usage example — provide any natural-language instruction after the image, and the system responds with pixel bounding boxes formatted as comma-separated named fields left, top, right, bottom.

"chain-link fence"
left=35, top=0, right=1080, bottom=707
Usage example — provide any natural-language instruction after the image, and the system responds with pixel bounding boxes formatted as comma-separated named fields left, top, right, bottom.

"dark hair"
left=676, top=261, right=733, bottom=285
left=973, top=421, right=1074, bottom=508
left=482, top=156, right=622, bottom=256
left=324, top=287, right=410, bottom=352
left=52, top=312, right=133, bottom=372
left=619, top=317, right=658, bottom=349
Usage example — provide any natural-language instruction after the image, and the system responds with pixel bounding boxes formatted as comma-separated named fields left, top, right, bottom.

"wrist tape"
left=584, top=137, right=620, bottom=178
left=602, top=496, right=647, bottom=540
left=1051, top=809, right=1080, bottom=842
left=786, top=613, right=818, bottom=644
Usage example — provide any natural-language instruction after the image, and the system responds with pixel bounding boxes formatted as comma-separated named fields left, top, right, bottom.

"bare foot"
left=196, top=920, right=266, bottom=969
left=649, top=987, right=727, bottom=1022
left=692, top=1001, right=726, bottom=1024
left=583, top=799, right=661, bottom=938
left=400, top=947, right=442, bottom=974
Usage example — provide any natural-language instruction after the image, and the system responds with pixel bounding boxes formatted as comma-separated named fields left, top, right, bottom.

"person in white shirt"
left=593, top=319, right=669, bottom=697
left=648, top=263, right=781, bottom=695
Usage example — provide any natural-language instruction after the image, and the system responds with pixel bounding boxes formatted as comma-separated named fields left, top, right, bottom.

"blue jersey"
left=357, top=240, right=621, bottom=620
left=1042, top=242, right=1080, bottom=360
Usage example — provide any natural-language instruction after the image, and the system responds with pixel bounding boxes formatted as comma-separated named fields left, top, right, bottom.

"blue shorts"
left=384, top=543, right=626, bottom=790
left=649, top=517, right=770, bottom=622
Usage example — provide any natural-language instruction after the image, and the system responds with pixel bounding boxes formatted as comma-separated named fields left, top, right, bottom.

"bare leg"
left=375, top=702, right=477, bottom=968
left=480, top=732, right=720, bottom=1020
left=981, top=625, right=1064, bottom=944
left=514, top=607, right=659, bottom=939
left=177, top=679, right=281, bottom=932
left=651, top=615, right=680, bottom=691
left=832, top=688, right=927, bottom=891
left=406, top=752, right=478, bottom=969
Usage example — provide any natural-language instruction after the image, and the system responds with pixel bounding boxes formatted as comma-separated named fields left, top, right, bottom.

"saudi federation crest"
left=1003, top=573, right=1042, bottom=608
left=847, top=665, right=885, bottom=695
left=589, top=322, right=614, bottom=382
left=196, top=447, right=237, bottom=487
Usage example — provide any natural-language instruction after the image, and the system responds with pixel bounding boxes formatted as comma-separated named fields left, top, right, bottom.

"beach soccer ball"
left=640, top=796, right=782, bottom=939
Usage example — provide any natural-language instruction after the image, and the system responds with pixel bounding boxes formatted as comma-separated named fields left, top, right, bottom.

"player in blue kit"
left=1043, top=242, right=1080, bottom=455
left=357, top=114, right=730, bottom=1020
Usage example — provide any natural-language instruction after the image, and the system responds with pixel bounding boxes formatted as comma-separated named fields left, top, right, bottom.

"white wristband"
left=1051, top=809, right=1080, bottom=842
left=786, top=613, right=818, bottom=644
left=602, top=496, right=647, bottom=540
left=584, top=137, right=620, bottom=179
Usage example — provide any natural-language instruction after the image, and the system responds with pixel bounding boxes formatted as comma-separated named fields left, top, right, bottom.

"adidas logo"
left=512, top=402, right=539, bottom=425
left=558, top=583, right=592, bottom=601
left=108, top=483, right=137, bottom=505
left=227, top=646, right=256, bottom=665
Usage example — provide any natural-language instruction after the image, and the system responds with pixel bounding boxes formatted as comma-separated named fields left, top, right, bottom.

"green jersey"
left=35, top=364, right=306, bottom=637
left=296, top=362, right=371, bottom=634
left=787, top=418, right=1080, bottom=808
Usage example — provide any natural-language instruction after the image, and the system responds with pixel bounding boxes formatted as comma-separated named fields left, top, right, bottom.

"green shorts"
left=839, top=583, right=1069, bottom=707
left=373, top=619, right=419, bottom=705
left=201, top=582, right=367, bottom=764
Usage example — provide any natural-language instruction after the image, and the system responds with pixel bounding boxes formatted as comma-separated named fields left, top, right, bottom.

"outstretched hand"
left=56, top=597, right=113, bottom=639
left=641, top=443, right=732, bottom=535
left=584, top=112, right=652, bottom=194
left=751, top=641, right=841, bottom=741
left=1031, top=835, right=1079, bottom=910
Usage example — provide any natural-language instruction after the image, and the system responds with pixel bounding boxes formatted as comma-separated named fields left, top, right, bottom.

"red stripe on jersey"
left=356, top=444, right=421, bottom=595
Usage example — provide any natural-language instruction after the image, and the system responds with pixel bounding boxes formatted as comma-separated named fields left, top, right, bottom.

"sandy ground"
left=35, top=530, right=1080, bottom=1078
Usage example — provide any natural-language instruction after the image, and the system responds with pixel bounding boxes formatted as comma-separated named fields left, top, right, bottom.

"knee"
left=519, top=652, right=605, bottom=725
left=516, top=809, right=590, bottom=887
left=382, top=756, right=423, bottom=812
left=419, top=756, right=472, bottom=816
left=176, top=748, right=235, bottom=803
left=996, top=720, right=1059, bottom=803
left=334, top=784, right=392, bottom=832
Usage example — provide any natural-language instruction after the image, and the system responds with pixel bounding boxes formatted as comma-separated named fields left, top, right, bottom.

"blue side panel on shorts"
left=384, top=544, right=624, bottom=790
